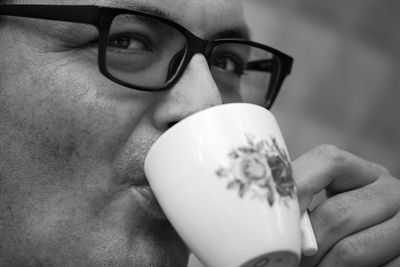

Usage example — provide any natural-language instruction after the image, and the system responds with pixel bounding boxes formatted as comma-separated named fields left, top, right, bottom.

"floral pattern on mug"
left=216, top=135, right=296, bottom=206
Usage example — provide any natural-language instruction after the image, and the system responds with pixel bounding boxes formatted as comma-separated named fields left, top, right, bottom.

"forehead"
left=47, top=0, right=248, bottom=39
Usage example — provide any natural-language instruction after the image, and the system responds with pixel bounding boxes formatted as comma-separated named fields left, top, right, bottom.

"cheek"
left=0, top=54, right=158, bottom=257
left=7, top=57, right=152, bottom=163
left=0, top=53, right=155, bottom=219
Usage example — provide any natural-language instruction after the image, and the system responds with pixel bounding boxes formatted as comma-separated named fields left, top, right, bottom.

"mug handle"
left=300, top=212, right=318, bottom=257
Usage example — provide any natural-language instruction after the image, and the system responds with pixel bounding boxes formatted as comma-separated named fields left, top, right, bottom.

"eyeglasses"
left=0, top=5, right=293, bottom=109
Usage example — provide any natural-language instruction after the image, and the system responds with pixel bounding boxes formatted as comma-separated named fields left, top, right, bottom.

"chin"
left=142, top=221, right=190, bottom=267
left=109, top=244, right=190, bottom=267
left=87, top=220, right=190, bottom=267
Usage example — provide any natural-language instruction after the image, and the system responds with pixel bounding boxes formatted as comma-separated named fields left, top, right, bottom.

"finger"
left=381, top=256, right=400, bottom=267
left=299, top=176, right=400, bottom=267
left=293, top=145, right=389, bottom=213
left=317, top=211, right=400, bottom=267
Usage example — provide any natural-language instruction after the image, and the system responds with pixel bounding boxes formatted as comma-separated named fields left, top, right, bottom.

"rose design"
left=216, top=135, right=296, bottom=206
left=232, top=152, right=271, bottom=182
left=241, top=157, right=267, bottom=181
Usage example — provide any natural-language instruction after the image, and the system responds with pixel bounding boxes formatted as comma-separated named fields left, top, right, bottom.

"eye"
left=108, top=34, right=152, bottom=52
left=212, top=53, right=245, bottom=75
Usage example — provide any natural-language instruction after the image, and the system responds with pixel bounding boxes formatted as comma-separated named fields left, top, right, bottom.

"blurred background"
left=190, top=0, right=400, bottom=266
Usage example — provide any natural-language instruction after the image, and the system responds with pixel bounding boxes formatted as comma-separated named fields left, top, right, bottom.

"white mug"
left=145, top=103, right=317, bottom=267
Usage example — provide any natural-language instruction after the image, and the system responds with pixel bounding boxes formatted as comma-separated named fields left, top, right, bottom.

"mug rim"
left=145, top=103, right=271, bottom=165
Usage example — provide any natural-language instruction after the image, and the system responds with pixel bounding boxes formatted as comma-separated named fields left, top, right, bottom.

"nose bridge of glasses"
left=185, top=34, right=214, bottom=68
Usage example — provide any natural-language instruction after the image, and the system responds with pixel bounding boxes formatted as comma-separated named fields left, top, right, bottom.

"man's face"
left=0, top=0, right=247, bottom=266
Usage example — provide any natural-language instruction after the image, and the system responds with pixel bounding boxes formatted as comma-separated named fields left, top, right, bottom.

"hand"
left=294, top=145, right=400, bottom=267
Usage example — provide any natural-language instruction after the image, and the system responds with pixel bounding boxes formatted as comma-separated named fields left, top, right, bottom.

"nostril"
left=167, top=121, right=179, bottom=129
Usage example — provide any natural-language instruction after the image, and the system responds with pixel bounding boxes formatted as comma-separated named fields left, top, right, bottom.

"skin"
left=1, top=1, right=400, bottom=267
left=295, top=145, right=400, bottom=267
left=0, top=0, right=245, bottom=266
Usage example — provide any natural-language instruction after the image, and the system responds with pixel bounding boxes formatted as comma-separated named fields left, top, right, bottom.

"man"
left=0, top=0, right=399, bottom=266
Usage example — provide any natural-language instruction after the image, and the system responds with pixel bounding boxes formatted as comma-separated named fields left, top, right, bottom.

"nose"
left=152, top=54, right=222, bottom=131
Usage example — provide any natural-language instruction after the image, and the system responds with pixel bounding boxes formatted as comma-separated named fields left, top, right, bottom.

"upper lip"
left=120, top=166, right=148, bottom=187
left=131, top=173, right=149, bottom=187
left=132, top=184, right=167, bottom=220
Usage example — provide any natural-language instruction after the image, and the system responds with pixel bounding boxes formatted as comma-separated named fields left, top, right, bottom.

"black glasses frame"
left=0, top=4, right=293, bottom=109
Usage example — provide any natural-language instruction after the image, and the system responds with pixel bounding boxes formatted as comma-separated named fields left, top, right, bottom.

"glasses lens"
left=106, top=14, right=187, bottom=88
left=211, top=43, right=275, bottom=106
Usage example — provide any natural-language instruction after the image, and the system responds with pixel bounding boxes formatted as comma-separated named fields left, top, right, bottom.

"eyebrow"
left=107, top=1, right=174, bottom=21
left=106, top=1, right=252, bottom=40
left=134, top=5, right=252, bottom=40
left=208, top=27, right=252, bottom=41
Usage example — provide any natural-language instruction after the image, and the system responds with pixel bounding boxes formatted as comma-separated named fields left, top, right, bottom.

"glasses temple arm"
left=0, top=5, right=100, bottom=24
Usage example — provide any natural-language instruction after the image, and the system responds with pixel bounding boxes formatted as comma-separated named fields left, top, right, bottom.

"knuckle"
left=375, top=163, right=391, bottom=176
left=313, top=144, right=346, bottom=165
left=314, top=199, right=352, bottom=233
left=328, top=238, right=364, bottom=266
